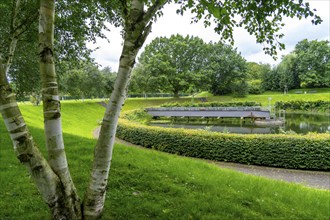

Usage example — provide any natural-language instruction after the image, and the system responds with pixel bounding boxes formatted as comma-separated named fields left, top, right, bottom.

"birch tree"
left=83, top=1, right=169, bottom=218
left=39, top=0, right=81, bottom=218
left=0, top=0, right=323, bottom=219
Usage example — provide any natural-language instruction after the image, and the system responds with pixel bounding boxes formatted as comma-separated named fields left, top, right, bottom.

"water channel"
left=150, top=113, right=330, bottom=134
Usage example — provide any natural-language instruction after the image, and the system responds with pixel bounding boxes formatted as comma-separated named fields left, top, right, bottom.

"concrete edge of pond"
left=93, top=126, right=330, bottom=190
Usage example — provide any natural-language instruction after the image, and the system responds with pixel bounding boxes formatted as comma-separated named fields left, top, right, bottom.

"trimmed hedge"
left=161, top=101, right=261, bottom=107
left=117, top=117, right=330, bottom=171
left=275, top=100, right=330, bottom=113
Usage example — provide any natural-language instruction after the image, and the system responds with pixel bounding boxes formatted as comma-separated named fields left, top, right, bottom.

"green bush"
left=248, top=80, right=265, bottom=94
left=275, top=100, right=330, bottom=113
left=121, top=109, right=152, bottom=124
left=161, top=101, right=261, bottom=108
left=117, top=116, right=330, bottom=171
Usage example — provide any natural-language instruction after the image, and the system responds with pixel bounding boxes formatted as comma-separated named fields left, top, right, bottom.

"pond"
left=150, top=113, right=330, bottom=134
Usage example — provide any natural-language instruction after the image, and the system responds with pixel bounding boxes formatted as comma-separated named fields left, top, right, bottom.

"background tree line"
left=12, top=61, right=117, bottom=103
left=60, top=64, right=116, bottom=100
left=7, top=32, right=329, bottom=102
left=263, top=39, right=330, bottom=91
left=129, top=36, right=329, bottom=97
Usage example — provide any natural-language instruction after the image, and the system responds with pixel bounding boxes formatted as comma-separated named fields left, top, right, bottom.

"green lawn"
left=126, top=88, right=330, bottom=107
left=1, top=99, right=329, bottom=219
left=200, top=91, right=330, bottom=107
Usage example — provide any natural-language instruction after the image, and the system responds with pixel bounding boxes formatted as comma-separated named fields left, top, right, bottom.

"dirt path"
left=93, top=127, right=329, bottom=190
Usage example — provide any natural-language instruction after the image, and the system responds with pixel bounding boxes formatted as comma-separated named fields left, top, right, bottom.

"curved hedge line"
left=117, top=117, right=330, bottom=171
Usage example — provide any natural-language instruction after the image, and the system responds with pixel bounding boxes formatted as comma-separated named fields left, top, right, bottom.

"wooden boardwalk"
left=146, top=107, right=271, bottom=119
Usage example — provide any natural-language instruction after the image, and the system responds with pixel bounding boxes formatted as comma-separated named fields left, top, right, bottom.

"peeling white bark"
left=0, top=102, right=18, bottom=111
left=38, top=0, right=81, bottom=218
left=3, top=117, right=26, bottom=131
left=83, top=0, right=167, bottom=218
left=44, top=118, right=63, bottom=138
left=0, top=57, right=68, bottom=220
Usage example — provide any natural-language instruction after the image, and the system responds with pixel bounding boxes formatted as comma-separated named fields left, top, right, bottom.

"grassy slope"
left=165, top=89, right=330, bottom=108
left=203, top=93, right=330, bottom=107
left=0, top=99, right=329, bottom=219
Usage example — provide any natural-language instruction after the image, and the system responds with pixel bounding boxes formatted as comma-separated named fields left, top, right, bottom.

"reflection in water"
left=150, top=113, right=330, bottom=134
left=282, top=113, right=330, bottom=134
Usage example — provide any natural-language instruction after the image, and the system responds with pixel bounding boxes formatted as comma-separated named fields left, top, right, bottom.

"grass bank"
left=1, top=101, right=329, bottom=219
left=132, top=89, right=330, bottom=109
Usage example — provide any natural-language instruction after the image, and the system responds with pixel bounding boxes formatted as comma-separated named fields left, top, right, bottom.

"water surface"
left=150, top=113, right=330, bottom=134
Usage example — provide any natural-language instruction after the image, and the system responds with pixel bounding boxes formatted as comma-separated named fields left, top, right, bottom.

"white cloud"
left=89, top=0, right=330, bottom=70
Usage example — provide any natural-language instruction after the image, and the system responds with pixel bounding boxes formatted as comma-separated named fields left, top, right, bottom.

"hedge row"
left=117, top=118, right=330, bottom=171
left=161, top=101, right=261, bottom=108
left=275, top=100, right=330, bottom=112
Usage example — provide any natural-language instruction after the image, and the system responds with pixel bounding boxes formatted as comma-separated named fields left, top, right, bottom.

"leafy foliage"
left=246, top=62, right=271, bottom=94
left=161, top=101, right=261, bottom=107
left=175, top=0, right=322, bottom=58
left=8, top=38, right=40, bottom=99
left=275, top=100, right=330, bottom=113
left=205, top=42, right=247, bottom=96
left=132, top=35, right=208, bottom=97
left=117, top=116, right=330, bottom=170
left=132, top=35, right=247, bottom=97
left=263, top=39, right=330, bottom=91
left=248, top=80, right=264, bottom=94
left=1, top=0, right=110, bottom=97
left=60, top=63, right=116, bottom=99
left=295, top=39, right=330, bottom=88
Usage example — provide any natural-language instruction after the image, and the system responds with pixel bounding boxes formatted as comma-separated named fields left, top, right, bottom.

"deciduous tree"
left=135, top=34, right=207, bottom=97
left=0, top=0, right=324, bottom=219
left=205, top=42, right=247, bottom=96
left=294, top=39, right=330, bottom=88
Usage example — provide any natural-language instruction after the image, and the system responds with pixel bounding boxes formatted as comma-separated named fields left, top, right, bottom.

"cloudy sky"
left=88, top=0, right=330, bottom=71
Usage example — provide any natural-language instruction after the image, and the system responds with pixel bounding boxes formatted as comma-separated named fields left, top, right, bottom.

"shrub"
left=275, top=100, right=330, bottom=113
left=161, top=101, right=261, bottom=108
left=248, top=80, right=265, bottom=94
left=121, top=109, right=152, bottom=124
left=117, top=114, right=330, bottom=171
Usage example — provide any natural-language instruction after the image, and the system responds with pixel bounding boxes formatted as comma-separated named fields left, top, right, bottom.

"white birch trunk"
left=1, top=0, right=80, bottom=218
left=38, top=0, right=81, bottom=218
left=0, top=56, right=73, bottom=220
left=83, top=0, right=166, bottom=218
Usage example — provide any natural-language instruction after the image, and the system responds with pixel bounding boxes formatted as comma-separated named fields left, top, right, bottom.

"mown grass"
left=127, top=88, right=330, bottom=107
left=203, top=92, right=330, bottom=107
left=1, top=100, right=329, bottom=219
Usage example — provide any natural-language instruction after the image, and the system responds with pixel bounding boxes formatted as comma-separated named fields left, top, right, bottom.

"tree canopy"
left=131, top=35, right=248, bottom=97
left=263, top=39, right=330, bottom=91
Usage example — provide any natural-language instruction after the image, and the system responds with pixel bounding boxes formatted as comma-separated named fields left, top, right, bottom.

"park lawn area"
left=127, top=88, right=330, bottom=107
left=204, top=92, right=330, bottom=107
left=0, top=100, right=329, bottom=219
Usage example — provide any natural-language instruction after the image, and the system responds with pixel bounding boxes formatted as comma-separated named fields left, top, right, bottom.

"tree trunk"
left=83, top=0, right=167, bottom=218
left=38, top=0, right=81, bottom=218
left=0, top=56, right=77, bottom=220
left=173, top=89, right=180, bottom=98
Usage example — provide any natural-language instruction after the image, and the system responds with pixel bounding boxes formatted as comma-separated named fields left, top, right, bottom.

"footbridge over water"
left=146, top=107, right=271, bottom=120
